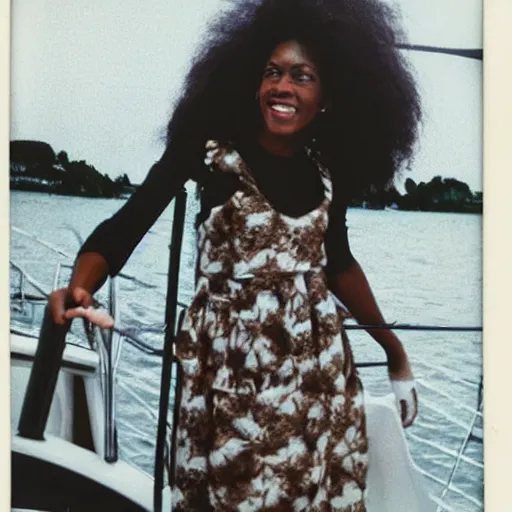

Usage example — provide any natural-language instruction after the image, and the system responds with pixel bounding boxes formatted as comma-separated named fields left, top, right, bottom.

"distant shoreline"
left=9, top=180, right=136, bottom=200
left=10, top=187, right=482, bottom=214
left=10, top=139, right=482, bottom=213
left=9, top=187, right=133, bottom=200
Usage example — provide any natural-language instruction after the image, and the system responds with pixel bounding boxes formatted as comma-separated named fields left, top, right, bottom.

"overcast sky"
left=10, top=0, right=483, bottom=191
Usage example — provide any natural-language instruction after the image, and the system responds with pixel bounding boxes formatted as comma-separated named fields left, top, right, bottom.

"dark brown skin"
left=49, top=252, right=109, bottom=325
left=258, top=40, right=325, bottom=156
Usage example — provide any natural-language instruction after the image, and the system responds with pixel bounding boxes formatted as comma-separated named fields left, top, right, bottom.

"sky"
left=10, top=0, right=483, bottom=192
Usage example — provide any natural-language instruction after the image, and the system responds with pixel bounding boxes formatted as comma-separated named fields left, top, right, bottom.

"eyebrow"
left=267, top=60, right=318, bottom=72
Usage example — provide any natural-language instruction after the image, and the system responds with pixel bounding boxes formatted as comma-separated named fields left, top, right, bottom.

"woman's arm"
left=328, top=260, right=412, bottom=379
left=50, top=150, right=189, bottom=325
left=69, top=252, right=110, bottom=295
left=76, top=153, right=188, bottom=277
left=50, top=252, right=109, bottom=324
left=324, top=189, right=412, bottom=376
left=328, top=260, right=418, bottom=427
left=323, top=193, right=417, bottom=426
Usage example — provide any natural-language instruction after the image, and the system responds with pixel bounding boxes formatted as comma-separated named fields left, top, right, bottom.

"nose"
left=272, top=74, right=294, bottom=96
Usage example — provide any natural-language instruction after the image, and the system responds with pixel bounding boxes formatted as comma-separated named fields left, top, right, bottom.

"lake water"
left=10, top=189, right=483, bottom=511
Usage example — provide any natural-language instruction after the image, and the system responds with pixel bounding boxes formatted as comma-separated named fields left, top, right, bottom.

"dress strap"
left=204, top=140, right=259, bottom=191
left=205, top=140, right=333, bottom=203
left=305, top=145, right=333, bottom=203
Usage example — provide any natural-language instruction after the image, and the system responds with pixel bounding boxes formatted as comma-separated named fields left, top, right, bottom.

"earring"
left=255, top=91, right=260, bottom=100
left=320, top=107, right=327, bottom=113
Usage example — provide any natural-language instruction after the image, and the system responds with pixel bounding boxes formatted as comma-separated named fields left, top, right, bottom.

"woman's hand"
left=388, top=351, right=418, bottom=428
left=49, top=286, right=114, bottom=328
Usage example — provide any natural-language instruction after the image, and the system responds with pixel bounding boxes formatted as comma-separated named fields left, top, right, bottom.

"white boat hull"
left=11, top=333, right=100, bottom=444
left=12, top=434, right=171, bottom=511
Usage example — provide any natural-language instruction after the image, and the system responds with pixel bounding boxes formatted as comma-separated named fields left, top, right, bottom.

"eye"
left=263, top=66, right=280, bottom=79
left=293, top=70, right=316, bottom=83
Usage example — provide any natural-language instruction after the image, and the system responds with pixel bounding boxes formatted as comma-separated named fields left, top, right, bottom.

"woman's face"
left=258, top=40, right=324, bottom=149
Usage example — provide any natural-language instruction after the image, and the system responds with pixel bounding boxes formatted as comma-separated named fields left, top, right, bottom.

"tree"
left=404, top=178, right=417, bottom=195
left=10, top=140, right=130, bottom=198
left=57, top=151, right=70, bottom=168
left=10, top=140, right=56, bottom=167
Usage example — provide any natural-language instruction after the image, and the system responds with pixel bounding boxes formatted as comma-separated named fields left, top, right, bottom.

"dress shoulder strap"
left=305, top=145, right=333, bottom=203
left=204, top=140, right=259, bottom=189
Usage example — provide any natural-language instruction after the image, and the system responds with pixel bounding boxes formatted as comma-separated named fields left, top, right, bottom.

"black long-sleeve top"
left=78, top=140, right=355, bottom=277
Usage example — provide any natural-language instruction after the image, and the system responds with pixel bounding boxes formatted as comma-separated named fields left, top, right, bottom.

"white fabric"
left=364, top=392, right=435, bottom=512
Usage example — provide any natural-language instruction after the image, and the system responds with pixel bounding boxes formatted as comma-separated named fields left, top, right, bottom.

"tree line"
left=10, top=140, right=482, bottom=212
left=351, top=176, right=482, bottom=213
left=10, top=140, right=133, bottom=198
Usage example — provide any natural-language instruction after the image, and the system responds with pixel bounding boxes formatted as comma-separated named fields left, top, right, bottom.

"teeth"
left=270, top=104, right=296, bottom=113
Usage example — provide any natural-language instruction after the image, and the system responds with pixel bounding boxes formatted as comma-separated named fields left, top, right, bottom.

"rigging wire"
left=396, top=43, right=483, bottom=61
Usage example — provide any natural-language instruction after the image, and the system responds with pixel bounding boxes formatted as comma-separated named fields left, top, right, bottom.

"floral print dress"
left=170, top=141, right=368, bottom=511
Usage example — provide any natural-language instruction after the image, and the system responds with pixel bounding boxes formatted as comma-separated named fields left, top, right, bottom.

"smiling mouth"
left=269, top=104, right=297, bottom=114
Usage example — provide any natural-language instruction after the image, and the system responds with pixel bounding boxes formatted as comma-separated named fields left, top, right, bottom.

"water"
left=10, top=190, right=483, bottom=510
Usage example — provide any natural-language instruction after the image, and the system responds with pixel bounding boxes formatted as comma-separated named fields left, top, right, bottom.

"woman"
left=50, top=0, right=422, bottom=510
